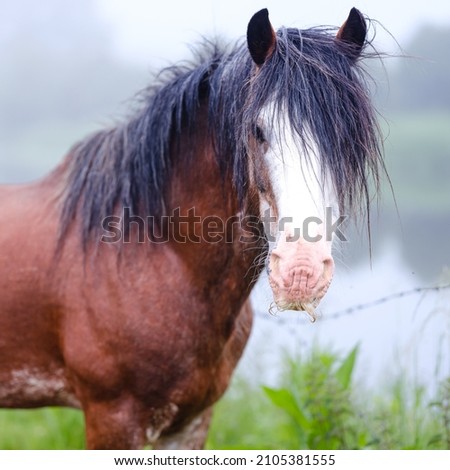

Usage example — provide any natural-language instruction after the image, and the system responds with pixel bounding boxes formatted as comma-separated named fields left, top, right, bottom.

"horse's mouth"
left=269, top=298, right=319, bottom=322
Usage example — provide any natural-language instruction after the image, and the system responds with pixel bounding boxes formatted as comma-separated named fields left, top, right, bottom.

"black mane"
left=60, top=26, right=384, bottom=245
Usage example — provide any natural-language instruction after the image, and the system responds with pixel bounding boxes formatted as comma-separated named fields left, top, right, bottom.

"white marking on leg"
left=145, top=402, right=179, bottom=445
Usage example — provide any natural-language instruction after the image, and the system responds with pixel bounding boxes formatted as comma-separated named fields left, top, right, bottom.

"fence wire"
left=255, top=283, right=450, bottom=325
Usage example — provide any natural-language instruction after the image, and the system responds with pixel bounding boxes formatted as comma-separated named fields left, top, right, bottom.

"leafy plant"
left=262, top=346, right=363, bottom=449
left=208, top=345, right=448, bottom=450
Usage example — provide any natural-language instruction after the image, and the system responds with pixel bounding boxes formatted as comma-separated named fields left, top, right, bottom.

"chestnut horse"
left=0, top=9, right=383, bottom=448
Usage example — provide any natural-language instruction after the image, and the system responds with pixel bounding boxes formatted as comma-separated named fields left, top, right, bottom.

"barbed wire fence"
left=254, top=283, right=450, bottom=325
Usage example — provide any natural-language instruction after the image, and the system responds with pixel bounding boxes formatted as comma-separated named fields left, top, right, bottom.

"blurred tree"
left=389, top=25, right=450, bottom=111
left=0, top=0, right=147, bottom=128
left=0, top=0, right=146, bottom=181
left=349, top=24, right=450, bottom=278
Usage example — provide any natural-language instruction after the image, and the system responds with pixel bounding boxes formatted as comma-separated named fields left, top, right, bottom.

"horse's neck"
left=166, top=121, right=264, bottom=290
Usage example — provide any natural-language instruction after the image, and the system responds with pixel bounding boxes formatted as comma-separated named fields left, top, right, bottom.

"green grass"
left=0, top=346, right=447, bottom=450
left=0, top=407, right=84, bottom=449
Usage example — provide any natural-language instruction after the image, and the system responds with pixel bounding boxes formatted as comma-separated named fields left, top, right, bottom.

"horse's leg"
left=83, top=398, right=147, bottom=449
left=153, top=407, right=213, bottom=450
left=153, top=301, right=253, bottom=450
left=83, top=397, right=181, bottom=449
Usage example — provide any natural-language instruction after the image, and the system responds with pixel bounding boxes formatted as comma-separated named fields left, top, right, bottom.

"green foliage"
left=204, top=377, right=289, bottom=450
left=429, top=377, right=450, bottom=449
left=365, top=378, right=444, bottom=449
left=261, top=346, right=362, bottom=450
left=208, top=346, right=449, bottom=450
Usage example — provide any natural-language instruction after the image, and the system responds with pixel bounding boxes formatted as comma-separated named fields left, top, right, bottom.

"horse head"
left=245, top=8, right=377, bottom=317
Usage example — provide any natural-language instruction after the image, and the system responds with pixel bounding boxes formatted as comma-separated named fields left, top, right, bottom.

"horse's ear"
left=336, top=7, right=367, bottom=59
left=247, top=9, right=276, bottom=66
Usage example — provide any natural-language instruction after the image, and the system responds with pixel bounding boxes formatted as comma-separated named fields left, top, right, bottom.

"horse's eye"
left=253, top=125, right=266, bottom=144
left=257, top=182, right=267, bottom=193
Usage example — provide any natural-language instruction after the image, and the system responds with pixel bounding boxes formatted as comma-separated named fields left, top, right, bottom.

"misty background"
left=1, top=0, right=449, bottom=393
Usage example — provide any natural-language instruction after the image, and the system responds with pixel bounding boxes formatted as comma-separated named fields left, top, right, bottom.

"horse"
left=0, top=8, right=384, bottom=449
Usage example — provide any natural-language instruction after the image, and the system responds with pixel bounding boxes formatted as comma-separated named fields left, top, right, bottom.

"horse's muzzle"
left=267, top=234, right=334, bottom=312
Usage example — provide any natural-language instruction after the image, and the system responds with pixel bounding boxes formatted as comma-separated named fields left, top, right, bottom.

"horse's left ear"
left=336, top=7, right=367, bottom=59
left=247, top=9, right=276, bottom=66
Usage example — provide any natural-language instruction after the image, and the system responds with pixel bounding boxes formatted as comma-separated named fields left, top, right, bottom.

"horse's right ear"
left=247, top=9, right=276, bottom=66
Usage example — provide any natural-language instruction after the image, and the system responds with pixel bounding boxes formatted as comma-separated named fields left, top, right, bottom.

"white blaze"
left=259, top=106, right=337, bottom=246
